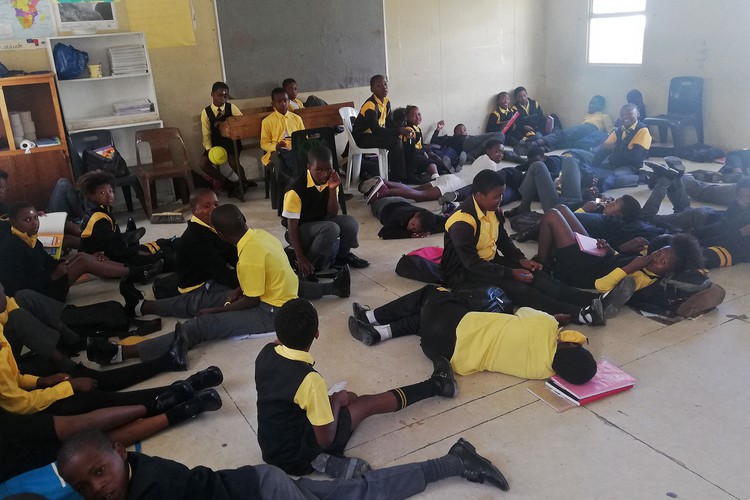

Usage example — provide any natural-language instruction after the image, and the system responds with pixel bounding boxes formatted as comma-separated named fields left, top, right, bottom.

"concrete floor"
left=67, top=156, right=750, bottom=500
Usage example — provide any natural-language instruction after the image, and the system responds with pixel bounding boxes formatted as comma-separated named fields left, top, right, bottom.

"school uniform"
left=260, top=110, right=305, bottom=166
left=175, top=216, right=239, bottom=294
left=371, top=197, right=446, bottom=239
left=442, top=196, right=598, bottom=318
left=351, top=94, right=408, bottom=181
left=80, top=205, right=161, bottom=266
left=371, top=285, right=559, bottom=379
left=0, top=227, right=68, bottom=301
left=0, top=412, right=63, bottom=483
left=255, top=343, right=350, bottom=476
left=428, top=154, right=502, bottom=196
left=590, top=121, right=652, bottom=191
left=133, top=228, right=299, bottom=361
left=485, top=107, right=516, bottom=134
left=289, top=98, right=305, bottom=110
left=200, top=102, right=242, bottom=154
left=510, top=98, right=546, bottom=139
left=282, top=170, right=359, bottom=268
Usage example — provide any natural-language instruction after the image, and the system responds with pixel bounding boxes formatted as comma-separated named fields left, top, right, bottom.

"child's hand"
left=512, top=268, right=534, bottom=283
left=596, top=239, right=615, bottom=255
left=37, top=373, right=70, bottom=388
left=519, top=259, right=544, bottom=271
left=411, top=231, right=431, bottom=238
left=296, top=255, right=315, bottom=278
left=276, top=140, right=289, bottom=151
left=399, top=127, right=414, bottom=138
left=93, top=251, right=109, bottom=262
left=328, top=171, right=341, bottom=189
left=436, top=120, right=445, bottom=130
left=622, top=254, right=652, bottom=274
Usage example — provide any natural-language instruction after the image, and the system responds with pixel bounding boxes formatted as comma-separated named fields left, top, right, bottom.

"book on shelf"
left=37, top=212, right=67, bottom=259
left=113, top=98, right=153, bottom=116
left=545, top=359, right=636, bottom=407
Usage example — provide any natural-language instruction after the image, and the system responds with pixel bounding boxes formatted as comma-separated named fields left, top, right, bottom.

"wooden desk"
left=219, top=101, right=354, bottom=142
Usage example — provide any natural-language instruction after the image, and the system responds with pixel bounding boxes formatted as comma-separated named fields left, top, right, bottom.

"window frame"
left=586, top=0, right=647, bottom=66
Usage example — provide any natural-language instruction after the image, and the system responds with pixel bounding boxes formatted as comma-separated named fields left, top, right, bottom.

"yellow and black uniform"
left=582, top=111, right=614, bottom=133
left=485, top=107, right=516, bottom=134
left=80, top=205, right=164, bottom=266
left=237, top=228, right=298, bottom=307
left=351, top=94, right=408, bottom=181
left=441, top=195, right=525, bottom=288
left=200, top=102, right=243, bottom=154
left=511, top=97, right=545, bottom=136
left=593, top=120, right=652, bottom=168
left=0, top=227, right=68, bottom=300
left=255, top=343, right=337, bottom=475
left=175, top=216, right=239, bottom=293
left=259, top=110, right=305, bottom=166
left=281, top=170, right=338, bottom=225
left=289, top=98, right=305, bottom=110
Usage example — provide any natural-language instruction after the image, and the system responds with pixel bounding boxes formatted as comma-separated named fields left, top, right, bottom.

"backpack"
left=508, top=211, right=543, bottom=233
left=82, top=146, right=130, bottom=177
left=680, top=144, right=725, bottom=163
left=395, top=246, right=443, bottom=284
left=152, top=272, right=180, bottom=299
left=629, top=269, right=715, bottom=317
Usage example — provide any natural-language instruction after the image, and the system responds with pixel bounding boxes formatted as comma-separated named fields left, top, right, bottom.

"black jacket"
left=176, top=220, right=239, bottom=290
left=377, top=201, right=446, bottom=239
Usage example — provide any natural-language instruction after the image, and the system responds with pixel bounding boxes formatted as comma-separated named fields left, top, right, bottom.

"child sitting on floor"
left=255, top=298, right=456, bottom=477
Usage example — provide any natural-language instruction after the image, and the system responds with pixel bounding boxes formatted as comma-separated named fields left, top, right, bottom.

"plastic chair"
left=643, top=76, right=704, bottom=153
left=288, top=127, right=347, bottom=216
left=134, top=127, right=195, bottom=218
left=69, top=130, right=146, bottom=213
left=338, top=107, right=388, bottom=189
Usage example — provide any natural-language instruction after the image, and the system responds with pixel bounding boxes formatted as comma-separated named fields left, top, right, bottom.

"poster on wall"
left=53, top=0, right=117, bottom=34
left=0, top=0, right=57, bottom=50
left=126, top=0, right=195, bottom=49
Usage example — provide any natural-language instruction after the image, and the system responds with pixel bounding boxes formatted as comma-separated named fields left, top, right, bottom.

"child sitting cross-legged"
left=77, top=170, right=172, bottom=273
left=255, top=298, right=459, bottom=478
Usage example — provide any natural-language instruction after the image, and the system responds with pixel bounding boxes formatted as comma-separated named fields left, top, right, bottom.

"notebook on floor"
left=545, top=359, right=636, bottom=407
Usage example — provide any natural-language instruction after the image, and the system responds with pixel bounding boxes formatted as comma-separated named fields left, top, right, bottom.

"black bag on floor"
left=629, top=269, right=713, bottom=317
left=395, top=246, right=443, bottom=284
left=680, top=144, right=725, bottom=163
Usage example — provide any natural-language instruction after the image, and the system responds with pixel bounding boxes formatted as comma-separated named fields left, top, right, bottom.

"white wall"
left=541, top=0, right=750, bottom=151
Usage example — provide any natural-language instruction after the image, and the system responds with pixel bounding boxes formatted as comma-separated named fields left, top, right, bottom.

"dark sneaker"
left=332, top=265, right=351, bottom=298
left=311, top=453, right=372, bottom=479
left=437, top=191, right=458, bottom=205
left=352, top=302, right=371, bottom=324
left=86, top=337, right=118, bottom=365
left=348, top=316, right=381, bottom=346
left=441, top=201, right=458, bottom=214
left=449, top=438, right=510, bottom=491
left=675, top=283, right=726, bottom=318
left=581, top=298, right=606, bottom=326
left=431, top=356, right=458, bottom=398
left=365, top=183, right=387, bottom=205
left=358, top=176, right=382, bottom=195
left=601, top=276, right=636, bottom=318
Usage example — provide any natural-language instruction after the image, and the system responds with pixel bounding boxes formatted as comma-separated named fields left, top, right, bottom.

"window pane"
left=592, top=0, right=646, bottom=14
left=588, top=15, right=646, bottom=64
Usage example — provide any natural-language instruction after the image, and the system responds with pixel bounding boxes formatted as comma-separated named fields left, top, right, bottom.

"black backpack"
left=82, top=146, right=130, bottom=177
left=629, top=269, right=713, bottom=317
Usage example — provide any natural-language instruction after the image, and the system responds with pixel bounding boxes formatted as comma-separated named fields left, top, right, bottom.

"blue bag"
left=53, top=43, right=88, bottom=80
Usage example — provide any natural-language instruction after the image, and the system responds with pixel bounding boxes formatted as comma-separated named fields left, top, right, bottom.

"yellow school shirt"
left=277, top=345, right=334, bottom=426
left=451, top=307, right=558, bottom=380
left=259, top=110, right=305, bottom=166
left=604, top=122, right=652, bottom=150
left=236, top=228, right=298, bottom=307
left=0, top=297, right=20, bottom=326
left=0, top=324, right=74, bottom=414
left=200, top=103, right=243, bottom=151
left=595, top=267, right=657, bottom=294
left=582, top=111, right=614, bottom=133
left=289, top=98, right=305, bottom=110
left=445, top=196, right=500, bottom=261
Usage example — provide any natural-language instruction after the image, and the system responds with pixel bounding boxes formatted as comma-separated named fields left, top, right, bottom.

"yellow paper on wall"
left=126, top=0, right=195, bottom=49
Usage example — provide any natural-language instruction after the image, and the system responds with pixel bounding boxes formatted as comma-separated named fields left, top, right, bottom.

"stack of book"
left=113, top=98, right=153, bottom=116
left=107, top=45, right=148, bottom=76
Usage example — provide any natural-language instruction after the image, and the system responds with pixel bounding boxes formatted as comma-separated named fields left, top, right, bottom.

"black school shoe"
left=120, top=277, right=145, bottom=318
left=336, top=252, right=370, bottom=269
left=182, top=366, right=223, bottom=392
left=332, top=265, right=351, bottom=298
left=127, top=259, right=164, bottom=285
left=351, top=302, right=371, bottom=324
left=86, top=337, right=118, bottom=365
left=431, top=356, right=458, bottom=398
left=348, top=316, right=380, bottom=346
left=449, top=438, right=510, bottom=491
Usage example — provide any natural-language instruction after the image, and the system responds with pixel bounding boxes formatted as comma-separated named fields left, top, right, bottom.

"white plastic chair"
left=339, top=107, right=389, bottom=189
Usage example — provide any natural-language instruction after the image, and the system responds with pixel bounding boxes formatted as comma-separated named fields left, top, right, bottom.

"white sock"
left=111, top=345, right=123, bottom=363
left=374, top=324, right=392, bottom=340
left=578, top=307, right=592, bottom=325
left=365, top=310, right=378, bottom=325
left=431, top=173, right=439, bottom=180
left=135, top=300, right=144, bottom=317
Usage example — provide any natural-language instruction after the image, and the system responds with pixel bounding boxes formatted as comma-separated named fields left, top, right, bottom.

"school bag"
left=628, top=269, right=719, bottom=317
left=395, top=246, right=443, bottom=284
left=680, top=144, right=725, bottom=163
left=82, top=145, right=130, bottom=177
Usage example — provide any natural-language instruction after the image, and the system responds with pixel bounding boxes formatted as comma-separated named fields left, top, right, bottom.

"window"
left=588, top=0, right=646, bottom=64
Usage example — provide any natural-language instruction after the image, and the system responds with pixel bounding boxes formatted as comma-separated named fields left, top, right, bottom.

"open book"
left=545, top=359, right=636, bottom=406
left=37, top=212, right=67, bottom=259
left=575, top=232, right=608, bottom=257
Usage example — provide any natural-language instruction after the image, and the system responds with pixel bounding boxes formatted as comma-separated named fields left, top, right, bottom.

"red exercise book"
left=545, top=359, right=636, bottom=406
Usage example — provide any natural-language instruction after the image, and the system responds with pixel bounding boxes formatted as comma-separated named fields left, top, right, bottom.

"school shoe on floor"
left=351, top=302, right=371, bottom=324
left=580, top=298, right=606, bottom=326
left=129, top=318, right=162, bottom=336
left=182, top=366, right=223, bottom=392
left=120, top=277, right=145, bottom=318
left=675, top=283, right=726, bottom=318
left=127, top=259, right=164, bottom=285
left=358, top=176, right=382, bottom=195
left=437, top=191, right=458, bottom=206
left=600, top=276, right=636, bottom=318
left=312, top=453, right=372, bottom=479
left=123, top=227, right=146, bottom=247
left=336, top=252, right=370, bottom=269
left=332, top=265, right=351, bottom=298
left=168, top=388, right=223, bottom=423
left=503, top=206, right=522, bottom=220
left=441, top=201, right=458, bottom=215
left=86, top=337, right=119, bottom=365
left=365, top=182, right=387, bottom=205
left=348, top=316, right=380, bottom=346
left=163, top=324, right=189, bottom=371
left=431, top=356, right=458, bottom=398
left=449, top=438, right=510, bottom=491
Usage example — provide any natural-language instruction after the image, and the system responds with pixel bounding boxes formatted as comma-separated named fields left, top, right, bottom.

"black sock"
left=420, top=454, right=463, bottom=484
left=389, top=380, right=436, bottom=411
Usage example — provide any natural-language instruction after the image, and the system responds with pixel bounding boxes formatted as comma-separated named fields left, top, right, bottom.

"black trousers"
left=353, top=132, right=407, bottom=182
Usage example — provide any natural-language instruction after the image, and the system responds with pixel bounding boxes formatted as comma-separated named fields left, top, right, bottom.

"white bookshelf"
left=45, top=32, right=163, bottom=167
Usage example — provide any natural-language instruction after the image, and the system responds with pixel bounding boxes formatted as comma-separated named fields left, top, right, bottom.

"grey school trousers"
left=298, top=215, right=359, bottom=268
